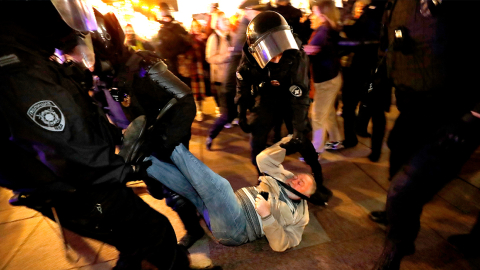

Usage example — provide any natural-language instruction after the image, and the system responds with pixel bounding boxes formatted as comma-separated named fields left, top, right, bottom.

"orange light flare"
left=91, top=0, right=161, bottom=41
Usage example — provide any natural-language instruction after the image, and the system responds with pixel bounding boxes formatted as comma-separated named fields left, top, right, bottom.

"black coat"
left=0, top=36, right=129, bottom=191
left=235, top=37, right=311, bottom=135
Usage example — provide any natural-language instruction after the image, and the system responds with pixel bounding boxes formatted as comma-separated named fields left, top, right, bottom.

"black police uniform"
left=235, top=37, right=324, bottom=185
left=106, top=49, right=206, bottom=246
left=372, top=1, right=480, bottom=268
left=0, top=36, right=188, bottom=270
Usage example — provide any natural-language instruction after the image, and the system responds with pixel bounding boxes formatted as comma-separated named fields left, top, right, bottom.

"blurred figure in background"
left=188, top=19, right=210, bottom=122
left=339, top=0, right=387, bottom=160
left=205, top=3, right=223, bottom=38
left=205, top=14, right=235, bottom=150
left=156, top=2, right=192, bottom=81
left=124, top=24, right=155, bottom=52
left=305, top=0, right=344, bottom=153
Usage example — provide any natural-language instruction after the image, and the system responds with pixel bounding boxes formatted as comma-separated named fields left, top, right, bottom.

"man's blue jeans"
left=146, top=144, right=248, bottom=246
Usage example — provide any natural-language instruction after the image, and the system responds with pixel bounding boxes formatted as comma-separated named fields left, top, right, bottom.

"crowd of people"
left=0, top=0, right=479, bottom=270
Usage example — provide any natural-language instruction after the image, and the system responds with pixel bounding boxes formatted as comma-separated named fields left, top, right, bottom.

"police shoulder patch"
left=236, top=71, right=243, bottom=81
left=27, top=100, right=65, bottom=132
left=289, top=85, right=302, bottom=97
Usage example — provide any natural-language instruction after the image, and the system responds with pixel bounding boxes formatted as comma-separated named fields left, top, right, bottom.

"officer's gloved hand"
left=239, top=117, right=252, bottom=133
left=437, top=112, right=480, bottom=150
left=280, top=132, right=305, bottom=155
left=129, top=160, right=153, bottom=182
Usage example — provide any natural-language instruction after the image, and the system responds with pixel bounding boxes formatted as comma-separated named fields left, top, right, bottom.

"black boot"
left=372, top=240, right=414, bottom=270
left=448, top=233, right=480, bottom=256
left=164, top=187, right=205, bottom=249
left=309, top=184, right=333, bottom=206
left=369, top=210, right=388, bottom=225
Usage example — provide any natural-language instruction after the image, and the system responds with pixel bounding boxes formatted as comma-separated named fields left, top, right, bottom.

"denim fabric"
left=146, top=145, right=248, bottom=246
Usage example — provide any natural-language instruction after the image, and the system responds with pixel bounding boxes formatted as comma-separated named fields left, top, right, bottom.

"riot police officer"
left=0, top=1, right=195, bottom=269
left=89, top=10, right=205, bottom=249
left=235, top=11, right=332, bottom=205
left=370, top=1, right=480, bottom=269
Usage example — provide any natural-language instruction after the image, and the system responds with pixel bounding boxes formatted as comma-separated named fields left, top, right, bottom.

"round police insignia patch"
left=236, top=71, right=243, bottom=81
left=27, top=100, right=65, bottom=132
left=289, top=85, right=302, bottom=97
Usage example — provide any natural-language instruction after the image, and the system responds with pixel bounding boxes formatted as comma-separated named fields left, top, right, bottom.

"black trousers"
left=386, top=122, right=480, bottom=250
left=208, top=55, right=241, bottom=140
left=341, top=68, right=369, bottom=146
left=209, top=86, right=238, bottom=140
left=386, top=109, right=444, bottom=178
left=356, top=100, right=387, bottom=156
left=249, top=104, right=323, bottom=183
left=33, top=183, right=186, bottom=269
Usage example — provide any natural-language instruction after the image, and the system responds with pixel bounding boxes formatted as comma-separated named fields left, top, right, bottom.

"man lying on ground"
left=145, top=136, right=316, bottom=252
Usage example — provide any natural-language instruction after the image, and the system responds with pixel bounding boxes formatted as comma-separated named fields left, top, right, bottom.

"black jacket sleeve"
left=0, top=111, right=59, bottom=192
left=289, top=50, right=311, bottom=136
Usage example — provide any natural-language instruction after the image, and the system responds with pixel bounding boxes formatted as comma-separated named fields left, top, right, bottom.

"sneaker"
left=195, top=111, right=204, bottom=122
left=215, top=107, right=221, bottom=117
left=206, top=137, right=212, bottom=151
left=324, top=141, right=344, bottom=150
left=232, top=118, right=239, bottom=125
left=224, top=123, right=232, bottom=129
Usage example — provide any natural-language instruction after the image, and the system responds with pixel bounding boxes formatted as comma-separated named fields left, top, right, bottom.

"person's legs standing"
left=207, top=84, right=238, bottom=150
left=373, top=121, right=480, bottom=269
left=312, top=73, right=343, bottom=153
left=368, top=106, right=386, bottom=162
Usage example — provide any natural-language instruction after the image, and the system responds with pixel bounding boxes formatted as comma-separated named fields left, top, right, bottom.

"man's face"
left=285, top=174, right=314, bottom=197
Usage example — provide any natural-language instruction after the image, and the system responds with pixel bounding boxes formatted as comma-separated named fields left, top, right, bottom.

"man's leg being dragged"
left=146, top=152, right=248, bottom=246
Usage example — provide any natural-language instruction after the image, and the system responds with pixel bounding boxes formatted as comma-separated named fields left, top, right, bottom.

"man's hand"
left=255, top=194, right=271, bottom=218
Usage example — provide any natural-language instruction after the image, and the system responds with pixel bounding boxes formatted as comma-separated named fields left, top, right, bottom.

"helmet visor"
left=51, top=0, right=98, bottom=32
left=249, top=29, right=298, bottom=68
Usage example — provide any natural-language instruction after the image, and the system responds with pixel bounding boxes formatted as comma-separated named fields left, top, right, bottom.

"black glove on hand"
left=239, top=117, right=252, bottom=133
left=280, top=131, right=306, bottom=155
left=280, top=137, right=304, bottom=156
left=129, top=160, right=153, bottom=182
left=437, top=112, right=480, bottom=150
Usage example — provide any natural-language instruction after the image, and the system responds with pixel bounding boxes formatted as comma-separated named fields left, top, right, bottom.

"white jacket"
left=205, top=30, right=231, bottom=83
left=256, top=136, right=309, bottom=252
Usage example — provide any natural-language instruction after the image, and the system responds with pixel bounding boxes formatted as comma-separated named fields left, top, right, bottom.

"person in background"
left=205, top=3, right=223, bottom=37
left=304, top=0, right=344, bottom=153
left=205, top=14, right=235, bottom=150
left=124, top=24, right=154, bottom=52
left=339, top=0, right=387, bottom=160
left=188, top=19, right=210, bottom=122
left=156, top=2, right=192, bottom=81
